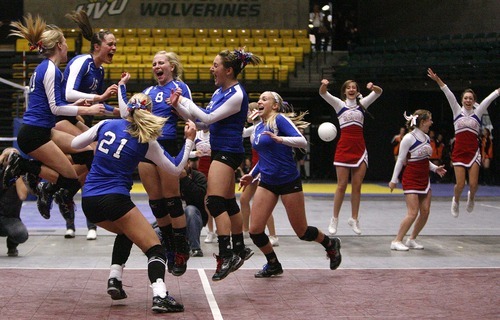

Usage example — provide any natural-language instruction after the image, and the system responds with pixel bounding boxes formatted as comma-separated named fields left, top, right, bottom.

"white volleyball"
left=318, top=122, right=338, bottom=142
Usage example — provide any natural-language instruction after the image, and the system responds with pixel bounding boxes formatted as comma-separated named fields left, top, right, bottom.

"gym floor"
left=0, top=182, right=499, bottom=319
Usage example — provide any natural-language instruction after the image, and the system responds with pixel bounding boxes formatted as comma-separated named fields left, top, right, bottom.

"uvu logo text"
left=76, top=0, right=129, bottom=20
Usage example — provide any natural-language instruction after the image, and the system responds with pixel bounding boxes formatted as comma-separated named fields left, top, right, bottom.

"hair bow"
left=234, top=48, right=252, bottom=69
left=403, top=111, right=418, bottom=127
left=127, top=99, right=150, bottom=113
left=29, top=40, right=44, bottom=53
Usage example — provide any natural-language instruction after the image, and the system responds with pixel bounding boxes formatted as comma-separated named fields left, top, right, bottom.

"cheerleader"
left=389, top=110, right=446, bottom=251
left=239, top=91, right=341, bottom=277
left=319, top=78, right=382, bottom=235
left=427, top=68, right=499, bottom=217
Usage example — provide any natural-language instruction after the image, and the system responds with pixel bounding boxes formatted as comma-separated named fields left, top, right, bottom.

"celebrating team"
left=4, top=10, right=498, bottom=315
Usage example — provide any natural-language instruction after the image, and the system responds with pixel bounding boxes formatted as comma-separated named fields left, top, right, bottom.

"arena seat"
left=192, top=46, right=207, bottom=55
left=183, top=64, right=198, bottom=81
left=259, top=64, right=276, bottom=81
left=182, top=38, right=197, bottom=47
left=208, top=29, right=222, bottom=38
left=139, top=37, right=154, bottom=46
left=164, top=28, right=179, bottom=38
left=137, top=28, right=151, bottom=37
left=122, top=46, right=137, bottom=55
left=180, top=28, right=194, bottom=38
left=137, top=46, right=151, bottom=55
left=123, top=28, right=137, bottom=37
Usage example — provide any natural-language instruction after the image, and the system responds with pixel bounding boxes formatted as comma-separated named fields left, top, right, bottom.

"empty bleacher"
left=9, top=27, right=312, bottom=87
left=330, top=32, right=499, bottom=87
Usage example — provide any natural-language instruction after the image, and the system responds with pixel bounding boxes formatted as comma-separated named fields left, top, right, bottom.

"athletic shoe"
left=54, top=188, right=75, bottom=221
left=328, top=217, right=338, bottom=235
left=36, top=182, right=54, bottom=219
left=64, top=229, right=75, bottom=239
left=204, top=231, right=217, bottom=243
left=7, top=247, right=19, bottom=257
left=348, top=218, right=362, bottom=235
left=231, top=246, right=254, bottom=272
left=166, top=251, right=175, bottom=274
left=239, top=246, right=254, bottom=261
left=171, top=252, right=189, bottom=276
left=451, top=197, right=459, bottom=218
left=390, top=241, right=409, bottom=251
left=190, top=249, right=203, bottom=257
left=2, top=152, right=22, bottom=188
left=107, top=278, right=127, bottom=300
left=212, top=254, right=241, bottom=281
left=86, top=229, right=97, bottom=240
left=254, top=262, right=283, bottom=278
left=152, top=294, right=184, bottom=313
left=326, top=237, right=342, bottom=270
left=269, top=235, right=279, bottom=247
left=405, top=239, right=424, bottom=250
left=466, top=191, right=475, bottom=213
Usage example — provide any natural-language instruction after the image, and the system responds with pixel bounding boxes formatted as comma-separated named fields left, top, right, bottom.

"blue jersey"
left=252, top=114, right=302, bottom=185
left=23, top=59, right=69, bottom=128
left=62, top=54, right=113, bottom=112
left=81, top=119, right=188, bottom=196
left=143, top=80, right=192, bottom=140
left=206, top=83, right=248, bottom=153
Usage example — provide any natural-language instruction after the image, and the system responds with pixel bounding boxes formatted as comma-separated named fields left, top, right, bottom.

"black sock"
left=321, top=235, right=332, bottom=249
left=218, top=235, right=232, bottom=257
left=231, top=233, right=244, bottom=253
left=264, top=251, right=279, bottom=265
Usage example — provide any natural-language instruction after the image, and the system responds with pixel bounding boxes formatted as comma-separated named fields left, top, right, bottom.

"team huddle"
left=2, top=10, right=498, bottom=314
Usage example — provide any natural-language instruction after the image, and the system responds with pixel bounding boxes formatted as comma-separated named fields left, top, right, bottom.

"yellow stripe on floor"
left=131, top=182, right=403, bottom=195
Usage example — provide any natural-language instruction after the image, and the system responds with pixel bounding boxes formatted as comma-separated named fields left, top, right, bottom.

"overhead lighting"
left=322, top=5, right=330, bottom=11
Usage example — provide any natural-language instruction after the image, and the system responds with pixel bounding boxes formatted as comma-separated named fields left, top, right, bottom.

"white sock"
left=109, top=264, right=124, bottom=281
left=151, top=278, right=167, bottom=298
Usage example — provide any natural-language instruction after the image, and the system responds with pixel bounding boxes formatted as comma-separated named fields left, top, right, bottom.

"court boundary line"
left=198, top=269, right=223, bottom=320
left=1, top=266, right=498, bottom=271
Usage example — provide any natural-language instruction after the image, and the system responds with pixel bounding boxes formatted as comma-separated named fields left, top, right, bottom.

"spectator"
left=0, top=148, right=29, bottom=257
left=391, top=127, right=406, bottom=162
left=309, top=4, right=325, bottom=52
left=295, top=128, right=308, bottom=179
left=480, top=128, right=494, bottom=185
left=179, top=158, right=208, bottom=257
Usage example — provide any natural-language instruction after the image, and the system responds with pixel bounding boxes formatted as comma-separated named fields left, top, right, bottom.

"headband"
left=270, top=92, right=280, bottom=104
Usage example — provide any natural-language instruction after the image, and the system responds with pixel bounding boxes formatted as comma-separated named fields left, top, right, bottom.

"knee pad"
left=250, top=232, right=269, bottom=248
left=165, top=197, right=184, bottom=218
left=225, top=198, right=240, bottom=216
left=299, top=226, right=319, bottom=242
left=206, top=195, right=226, bottom=218
left=145, top=244, right=166, bottom=263
left=149, top=199, right=168, bottom=219
left=71, top=150, right=94, bottom=170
